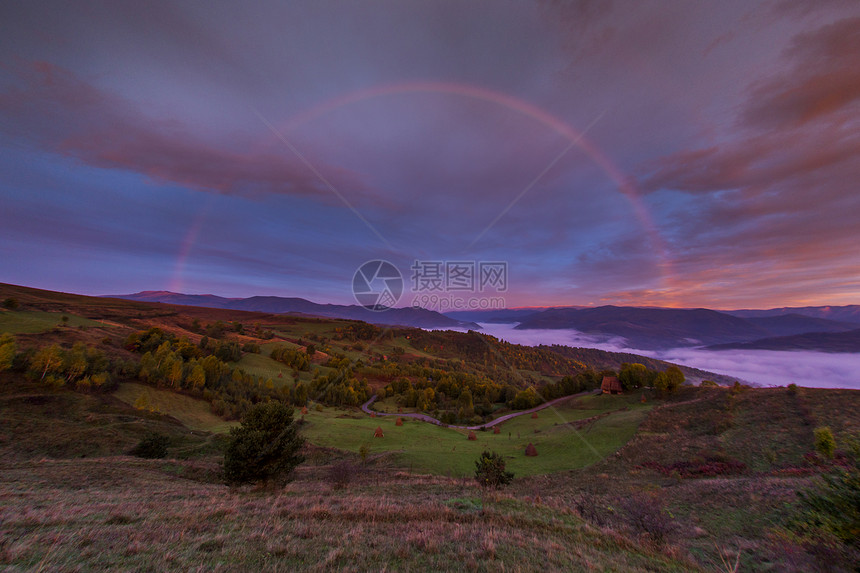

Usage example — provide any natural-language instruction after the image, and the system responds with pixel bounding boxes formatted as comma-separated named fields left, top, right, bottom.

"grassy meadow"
left=0, top=309, right=108, bottom=333
left=301, top=397, right=651, bottom=477
left=113, top=382, right=237, bottom=433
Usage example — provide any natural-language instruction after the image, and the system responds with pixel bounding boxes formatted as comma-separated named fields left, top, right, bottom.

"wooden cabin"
left=601, top=376, right=623, bottom=394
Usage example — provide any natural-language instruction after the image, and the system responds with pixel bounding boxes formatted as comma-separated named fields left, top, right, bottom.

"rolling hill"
left=506, top=305, right=860, bottom=350
left=727, top=305, right=860, bottom=324
left=706, top=328, right=860, bottom=352
left=514, top=306, right=770, bottom=349
left=104, top=291, right=480, bottom=330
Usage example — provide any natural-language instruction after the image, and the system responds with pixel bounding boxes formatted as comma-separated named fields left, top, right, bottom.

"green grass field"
left=230, top=353, right=296, bottom=386
left=108, top=383, right=650, bottom=477
left=113, top=383, right=236, bottom=433
left=0, top=310, right=107, bottom=333
left=301, top=395, right=651, bottom=477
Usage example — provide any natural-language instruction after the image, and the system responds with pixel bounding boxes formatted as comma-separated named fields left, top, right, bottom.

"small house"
left=601, top=376, right=622, bottom=394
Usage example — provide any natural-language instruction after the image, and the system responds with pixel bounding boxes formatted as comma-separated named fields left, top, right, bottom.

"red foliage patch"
left=641, top=455, right=746, bottom=478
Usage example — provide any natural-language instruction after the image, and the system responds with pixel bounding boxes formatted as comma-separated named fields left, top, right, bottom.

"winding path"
left=360, top=389, right=598, bottom=430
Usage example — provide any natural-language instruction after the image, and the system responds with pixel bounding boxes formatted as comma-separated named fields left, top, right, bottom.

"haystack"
left=301, top=406, right=308, bottom=415
left=525, top=443, right=538, bottom=456
left=493, top=426, right=501, bottom=434
left=395, top=417, right=403, bottom=426
left=374, top=426, right=384, bottom=438
left=467, top=431, right=477, bottom=441
left=531, top=412, right=538, bottom=419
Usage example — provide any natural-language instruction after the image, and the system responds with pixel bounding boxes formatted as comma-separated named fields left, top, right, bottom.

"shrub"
left=572, top=492, right=610, bottom=526
left=2, top=297, right=19, bottom=310
left=359, top=444, right=370, bottom=464
left=474, top=450, right=514, bottom=488
left=787, top=383, right=798, bottom=395
left=814, top=427, right=836, bottom=459
left=223, top=401, right=305, bottom=486
left=131, top=432, right=169, bottom=459
left=328, top=461, right=355, bottom=489
left=618, top=494, right=676, bottom=547
left=0, top=333, right=15, bottom=372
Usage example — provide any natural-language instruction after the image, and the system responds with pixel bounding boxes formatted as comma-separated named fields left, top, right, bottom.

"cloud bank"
left=473, top=323, right=860, bottom=390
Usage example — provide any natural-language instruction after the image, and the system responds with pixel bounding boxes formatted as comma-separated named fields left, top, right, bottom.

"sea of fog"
left=448, top=323, right=860, bottom=390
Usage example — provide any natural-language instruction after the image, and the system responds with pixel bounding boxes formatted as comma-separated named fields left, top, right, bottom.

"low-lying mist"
left=466, top=323, right=860, bottom=390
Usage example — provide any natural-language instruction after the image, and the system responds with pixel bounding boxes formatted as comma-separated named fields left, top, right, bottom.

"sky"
left=1, top=1, right=859, bottom=309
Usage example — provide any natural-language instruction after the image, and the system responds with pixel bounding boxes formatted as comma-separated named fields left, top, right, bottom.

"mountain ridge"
left=102, top=290, right=480, bottom=330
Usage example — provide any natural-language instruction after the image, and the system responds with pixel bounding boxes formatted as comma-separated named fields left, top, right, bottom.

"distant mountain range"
left=706, top=328, right=860, bottom=352
left=448, top=305, right=860, bottom=351
left=103, top=291, right=480, bottom=330
left=102, top=292, right=860, bottom=352
left=725, top=305, right=860, bottom=324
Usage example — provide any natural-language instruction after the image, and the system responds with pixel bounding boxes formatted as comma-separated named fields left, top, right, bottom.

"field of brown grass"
left=0, top=456, right=701, bottom=572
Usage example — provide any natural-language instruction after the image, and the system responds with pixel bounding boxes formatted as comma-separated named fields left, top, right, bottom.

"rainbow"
left=169, top=200, right=210, bottom=293
left=282, top=81, right=674, bottom=296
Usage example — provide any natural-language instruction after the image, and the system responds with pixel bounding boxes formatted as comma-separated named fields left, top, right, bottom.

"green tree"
left=223, top=401, right=305, bottom=486
left=618, top=363, right=649, bottom=390
left=510, top=386, right=540, bottom=409
left=0, top=333, right=15, bottom=372
left=654, top=366, right=684, bottom=395
left=474, top=450, right=514, bottom=488
left=814, top=426, right=836, bottom=459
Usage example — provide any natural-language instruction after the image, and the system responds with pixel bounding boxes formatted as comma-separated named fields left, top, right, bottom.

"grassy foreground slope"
left=0, top=458, right=695, bottom=572
left=2, top=369, right=859, bottom=570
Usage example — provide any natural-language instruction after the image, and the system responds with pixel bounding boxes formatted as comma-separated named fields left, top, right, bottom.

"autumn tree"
left=30, top=344, right=64, bottom=383
left=654, top=366, right=684, bottom=395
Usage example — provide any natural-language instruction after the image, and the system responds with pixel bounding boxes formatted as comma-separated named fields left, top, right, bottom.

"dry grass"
left=0, top=457, right=698, bottom=572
